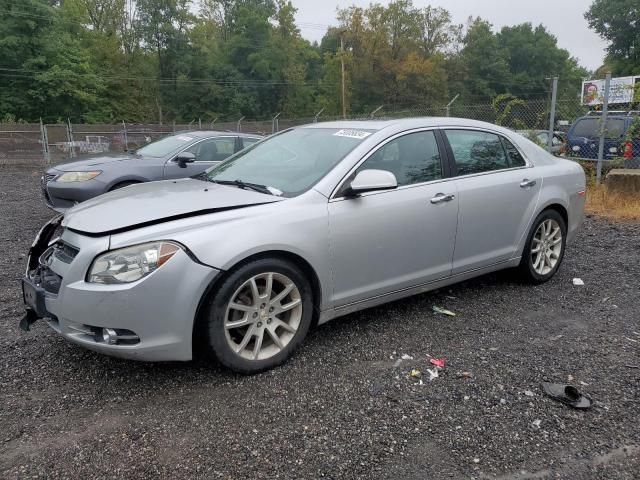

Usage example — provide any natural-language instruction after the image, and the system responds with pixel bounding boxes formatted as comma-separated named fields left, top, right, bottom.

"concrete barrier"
left=604, top=169, right=640, bottom=194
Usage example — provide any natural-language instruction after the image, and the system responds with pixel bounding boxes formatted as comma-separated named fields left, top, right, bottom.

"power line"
left=0, top=68, right=557, bottom=97
left=0, top=68, right=337, bottom=88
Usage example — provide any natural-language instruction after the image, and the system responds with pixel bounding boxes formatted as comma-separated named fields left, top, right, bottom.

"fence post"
left=314, top=108, right=324, bottom=123
left=596, top=72, right=612, bottom=185
left=66, top=118, right=75, bottom=159
left=547, top=77, right=558, bottom=154
left=122, top=121, right=129, bottom=151
left=272, top=113, right=281, bottom=133
left=198, top=118, right=202, bottom=130
left=445, top=94, right=460, bottom=117
left=370, top=105, right=383, bottom=118
left=40, top=118, right=50, bottom=164
left=172, top=120, right=176, bottom=134
left=237, top=116, right=245, bottom=133
left=44, top=124, right=50, bottom=164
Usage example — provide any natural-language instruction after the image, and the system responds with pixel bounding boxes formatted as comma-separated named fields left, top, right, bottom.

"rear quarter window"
left=501, top=137, right=527, bottom=167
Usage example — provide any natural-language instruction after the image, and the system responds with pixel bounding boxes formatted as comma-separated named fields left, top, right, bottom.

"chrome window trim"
left=329, top=127, right=446, bottom=201
left=444, top=165, right=531, bottom=182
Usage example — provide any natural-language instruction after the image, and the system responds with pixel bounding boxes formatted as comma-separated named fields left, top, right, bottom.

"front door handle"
left=520, top=179, right=537, bottom=188
left=430, top=193, right=456, bottom=204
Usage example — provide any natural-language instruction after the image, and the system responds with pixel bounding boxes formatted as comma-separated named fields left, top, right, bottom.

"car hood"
left=51, top=153, right=140, bottom=171
left=62, top=178, right=283, bottom=235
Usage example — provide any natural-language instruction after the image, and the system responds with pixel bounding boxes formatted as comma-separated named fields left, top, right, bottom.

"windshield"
left=206, top=128, right=374, bottom=196
left=137, top=134, right=197, bottom=157
left=572, top=118, right=626, bottom=139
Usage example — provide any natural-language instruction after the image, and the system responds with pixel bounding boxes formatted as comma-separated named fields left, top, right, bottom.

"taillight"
left=623, top=141, right=632, bottom=158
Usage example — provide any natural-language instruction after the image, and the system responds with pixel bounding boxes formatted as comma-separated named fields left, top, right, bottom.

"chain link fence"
left=1, top=92, right=639, bottom=173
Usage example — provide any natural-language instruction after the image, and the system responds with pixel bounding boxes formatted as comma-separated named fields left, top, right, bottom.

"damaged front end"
left=20, top=215, right=64, bottom=331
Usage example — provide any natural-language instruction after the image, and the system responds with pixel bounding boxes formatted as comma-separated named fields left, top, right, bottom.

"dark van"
left=566, top=111, right=639, bottom=163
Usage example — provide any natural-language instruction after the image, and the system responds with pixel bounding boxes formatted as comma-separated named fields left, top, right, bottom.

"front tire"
left=202, top=258, right=313, bottom=374
left=518, top=209, right=567, bottom=284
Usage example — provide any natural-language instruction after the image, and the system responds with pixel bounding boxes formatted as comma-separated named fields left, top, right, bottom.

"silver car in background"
left=21, top=118, right=586, bottom=373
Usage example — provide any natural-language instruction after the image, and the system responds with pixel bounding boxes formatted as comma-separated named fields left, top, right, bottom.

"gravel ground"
left=1, top=165, right=639, bottom=479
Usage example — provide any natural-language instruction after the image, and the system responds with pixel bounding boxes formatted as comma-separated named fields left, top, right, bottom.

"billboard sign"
left=581, top=76, right=639, bottom=106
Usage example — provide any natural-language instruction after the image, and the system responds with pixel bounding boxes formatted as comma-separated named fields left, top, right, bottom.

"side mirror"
left=175, top=152, right=196, bottom=168
left=346, top=169, right=398, bottom=197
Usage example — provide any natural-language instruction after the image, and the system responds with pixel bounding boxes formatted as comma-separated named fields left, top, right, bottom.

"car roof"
left=576, top=113, right=632, bottom=120
left=517, top=129, right=565, bottom=135
left=172, top=130, right=262, bottom=138
left=300, top=117, right=518, bottom=135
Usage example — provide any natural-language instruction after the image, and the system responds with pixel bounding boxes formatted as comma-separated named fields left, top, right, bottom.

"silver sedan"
left=21, top=118, right=586, bottom=373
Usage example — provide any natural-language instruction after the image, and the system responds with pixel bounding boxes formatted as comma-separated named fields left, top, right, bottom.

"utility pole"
left=340, top=35, right=346, bottom=119
left=548, top=76, right=558, bottom=154
left=596, top=72, right=612, bottom=185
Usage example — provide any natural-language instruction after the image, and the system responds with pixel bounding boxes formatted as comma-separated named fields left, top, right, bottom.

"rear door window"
left=445, top=130, right=509, bottom=175
left=242, top=137, right=261, bottom=149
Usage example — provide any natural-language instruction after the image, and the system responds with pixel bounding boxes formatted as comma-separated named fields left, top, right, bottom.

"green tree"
left=586, top=0, right=640, bottom=75
left=0, top=0, right=597, bottom=124
left=498, top=23, right=587, bottom=100
left=456, top=18, right=510, bottom=100
left=329, top=0, right=450, bottom=114
left=136, top=0, right=194, bottom=121
left=0, top=0, right=106, bottom=121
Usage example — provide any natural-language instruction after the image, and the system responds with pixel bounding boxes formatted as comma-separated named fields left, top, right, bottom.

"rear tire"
left=202, top=258, right=313, bottom=374
left=518, top=209, right=567, bottom=284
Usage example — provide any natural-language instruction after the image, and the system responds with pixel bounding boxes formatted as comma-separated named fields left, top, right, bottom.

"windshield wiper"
left=211, top=179, right=276, bottom=196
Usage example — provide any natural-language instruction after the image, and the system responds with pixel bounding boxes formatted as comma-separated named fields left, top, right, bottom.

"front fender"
left=109, top=191, right=334, bottom=311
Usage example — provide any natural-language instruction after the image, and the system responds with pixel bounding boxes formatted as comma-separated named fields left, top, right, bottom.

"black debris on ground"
left=1, top=165, right=639, bottom=479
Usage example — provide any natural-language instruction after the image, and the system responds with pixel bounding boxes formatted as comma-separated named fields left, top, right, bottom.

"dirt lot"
left=1, top=165, right=639, bottom=479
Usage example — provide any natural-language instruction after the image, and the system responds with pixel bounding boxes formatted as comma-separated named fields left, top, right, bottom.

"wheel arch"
left=516, top=199, right=569, bottom=259
left=191, top=249, right=323, bottom=357
left=540, top=202, right=568, bottom=228
left=536, top=202, right=569, bottom=229
left=107, top=178, right=145, bottom=191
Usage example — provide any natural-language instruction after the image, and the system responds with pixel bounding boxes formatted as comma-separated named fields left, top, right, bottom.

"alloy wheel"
left=224, top=272, right=302, bottom=361
left=531, top=219, right=563, bottom=275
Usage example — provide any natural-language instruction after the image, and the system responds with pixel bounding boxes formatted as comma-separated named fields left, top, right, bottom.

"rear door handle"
left=520, top=179, right=537, bottom=188
left=430, top=193, right=456, bottom=204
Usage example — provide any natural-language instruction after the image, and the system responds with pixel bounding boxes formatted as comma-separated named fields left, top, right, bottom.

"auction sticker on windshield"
left=333, top=129, right=372, bottom=139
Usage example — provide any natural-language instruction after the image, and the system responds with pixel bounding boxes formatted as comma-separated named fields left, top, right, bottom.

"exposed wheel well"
left=192, top=250, right=323, bottom=357
left=542, top=203, right=568, bottom=228
left=109, top=180, right=142, bottom=191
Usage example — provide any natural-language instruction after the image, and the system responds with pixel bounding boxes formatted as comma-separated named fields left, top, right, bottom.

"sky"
left=293, top=0, right=608, bottom=72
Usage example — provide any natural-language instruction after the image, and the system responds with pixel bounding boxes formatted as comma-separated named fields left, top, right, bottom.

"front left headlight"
left=56, top=171, right=102, bottom=183
left=87, top=242, right=182, bottom=284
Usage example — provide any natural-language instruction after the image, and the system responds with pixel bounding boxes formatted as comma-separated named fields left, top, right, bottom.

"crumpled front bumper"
left=21, top=217, right=221, bottom=362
